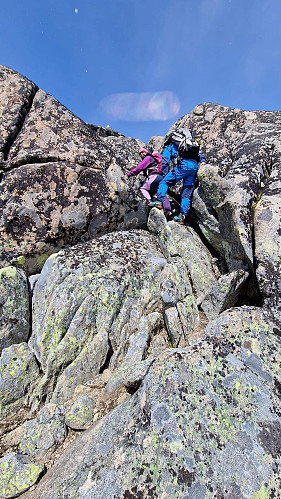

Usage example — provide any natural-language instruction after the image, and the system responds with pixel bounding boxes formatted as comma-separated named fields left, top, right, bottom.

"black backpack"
left=164, top=127, right=200, bottom=160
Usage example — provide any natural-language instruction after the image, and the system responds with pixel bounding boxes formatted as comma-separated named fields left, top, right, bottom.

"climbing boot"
left=148, top=201, right=163, bottom=210
left=174, top=214, right=185, bottom=225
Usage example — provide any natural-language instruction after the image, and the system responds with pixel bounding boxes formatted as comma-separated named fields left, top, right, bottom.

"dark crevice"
left=87, top=123, right=124, bottom=138
left=273, top=327, right=281, bottom=337
left=274, top=379, right=281, bottom=400
left=166, top=191, right=182, bottom=217
left=249, top=197, right=264, bottom=307
left=25, top=276, right=45, bottom=375
left=235, top=275, right=263, bottom=308
left=32, top=355, right=44, bottom=376
left=40, top=393, right=49, bottom=406
left=3, top=155, right=92, bottom=174
left=2, top=86, right=39, bottom=162
left=144, top=320, right=165, bottom=356
left=190, top=210, right=262, bottom=308
left=126, top=380, right=142, bottom=395
left=265, top=143, right=275, bottom=178
left=5, top=156, right=64, bottom=172
left=251, top=208, right=259, bottom=273
left=99, top=336, right=114, bottom=373
left=252, top=161, right=273, bottom=208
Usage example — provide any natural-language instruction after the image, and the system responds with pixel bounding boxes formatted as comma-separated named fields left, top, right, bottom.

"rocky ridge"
left=0, top=65, right=280, bottom=498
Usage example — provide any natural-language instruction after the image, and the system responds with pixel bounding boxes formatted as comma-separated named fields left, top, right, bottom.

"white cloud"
left=99, top=91, right=180, bottom=122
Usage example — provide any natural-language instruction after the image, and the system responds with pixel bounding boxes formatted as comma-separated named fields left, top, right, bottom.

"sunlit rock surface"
left=0, top=65, right=280, bottom=498
left=27, top=308, right=281, bottom=498
left=0, top=67, right=145, bottom=273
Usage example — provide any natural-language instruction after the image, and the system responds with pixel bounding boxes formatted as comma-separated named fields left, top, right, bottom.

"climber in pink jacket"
left=127, top=148, right=171, bottom=214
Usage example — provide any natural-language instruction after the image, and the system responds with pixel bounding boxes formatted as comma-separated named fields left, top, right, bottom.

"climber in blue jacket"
left=149, top=141, right=206, bottom=224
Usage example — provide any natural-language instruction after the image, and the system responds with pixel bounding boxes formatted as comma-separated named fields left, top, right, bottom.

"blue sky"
left=1, top=0, right=281, bottom=143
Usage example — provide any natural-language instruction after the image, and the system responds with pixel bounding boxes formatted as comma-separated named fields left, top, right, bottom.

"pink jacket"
left=127, top=153, right=162, bottom=177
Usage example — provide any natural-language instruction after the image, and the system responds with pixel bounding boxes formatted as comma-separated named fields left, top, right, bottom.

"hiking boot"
left=148, top=201, right=163, bottom=210
left=174, top=214, right=185, bottom=225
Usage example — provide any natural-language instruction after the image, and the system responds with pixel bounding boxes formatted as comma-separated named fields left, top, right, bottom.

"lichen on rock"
left=18, top=403, right=67, bottom=460
left=1, top=65, right=281, bottom=498
left=0, top=266, right=30, bottom=352
left=25, top=307, right=281, bottom=498
left=0, top=342, right=39, bottom=418
left=0, top=452, right=44, bottom=498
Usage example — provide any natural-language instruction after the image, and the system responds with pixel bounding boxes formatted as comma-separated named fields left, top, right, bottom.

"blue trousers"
left=161, top=143, right=178, bottom=176
left=157, top=145, right=198, bottom=214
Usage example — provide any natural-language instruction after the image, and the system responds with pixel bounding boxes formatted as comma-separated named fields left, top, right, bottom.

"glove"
left=127, top=172, right=132, bottom=177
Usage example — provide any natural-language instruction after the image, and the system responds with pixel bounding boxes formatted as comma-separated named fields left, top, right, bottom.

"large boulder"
left=192, top=163, right=226, bottom=256
left=147, top=208, right=219, bottom=302
left=0, top=161, right=111, bottom=271
left=201, top=269, right=249, bottom=320
left=174, top=104, right=281, bottom=283
left=5, top=88, right=111, bottom=170
left=27, top=228, right=198, bottom=407
left=65, top=396, right=95, bottom=430
left=0, top=66, right=147, bottom=273
left=146, top=135, right=164, bottom=153
left=25, top=307, right=281, bottom=498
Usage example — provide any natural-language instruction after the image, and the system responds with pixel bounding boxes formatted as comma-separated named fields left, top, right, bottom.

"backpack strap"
left=146, top=152, right=158, bottom=165
left=145, top=152, right=162, bottom=176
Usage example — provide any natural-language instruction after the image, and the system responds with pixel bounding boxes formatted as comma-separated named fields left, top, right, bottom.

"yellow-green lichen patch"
left=0, top=343, right=39, bottom=418
left=252, top=487, right=269, bottom=499
left=0, top=266, right=18, bottom=279
left=0, top=453, right=44, bottom=497
left=37, top=253, right=50, bottom=268
left=16, top=255, right=26, bottom=266
left=19, top=404, right=67, bottom=458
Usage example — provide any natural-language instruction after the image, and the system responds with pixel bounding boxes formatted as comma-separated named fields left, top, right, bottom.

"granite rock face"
left=0, top=65, right=281, bottom=498
left=148, top=208, right=219, bottom=302
left=0, top=66, right=38, bottom=162
left=26, top=307, right=281, bottom=499
left=6, top=89, right=110, bottom=169
left=0, top=266, right=30, bottom=352
left=201, top=269, right=249, bottom=320
left=173, top=104, right=281, bottom=308
left=254, top=156, right=281, bottom=312
left=0, top=66, right=145, bottom=273
left=27, top=226, right=201, bottom=406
